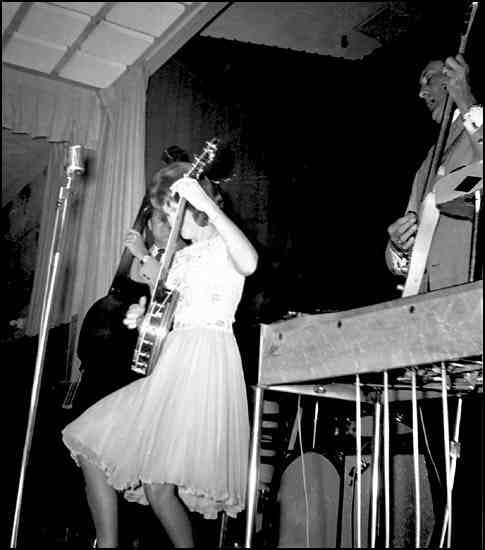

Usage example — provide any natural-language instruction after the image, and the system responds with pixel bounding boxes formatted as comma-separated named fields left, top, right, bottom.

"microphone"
left=66, top=145, right=85, bottom=176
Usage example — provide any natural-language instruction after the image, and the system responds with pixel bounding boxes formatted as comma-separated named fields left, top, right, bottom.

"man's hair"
left=161, top=145, right=191, bottom=165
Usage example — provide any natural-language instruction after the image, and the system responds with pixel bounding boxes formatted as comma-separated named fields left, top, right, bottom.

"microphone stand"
left=10, top=146, right=84, bottom=548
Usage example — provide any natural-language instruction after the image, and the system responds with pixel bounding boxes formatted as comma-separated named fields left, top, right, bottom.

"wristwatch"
left=462, top=105, right=483, bottom=133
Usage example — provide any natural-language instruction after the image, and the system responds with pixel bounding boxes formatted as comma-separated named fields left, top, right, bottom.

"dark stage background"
left=145, top=8, right=482, bottom=317
left=7, top=4, right=483, bottom=547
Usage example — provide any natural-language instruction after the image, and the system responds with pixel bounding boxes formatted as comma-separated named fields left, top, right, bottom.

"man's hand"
left=442, top=54, right=476, bottom=114
left=123, top=296, right=147, bottom=330
left=124, top=230, right=148, bottom=260
left=387, top=212, right=418, bottom=253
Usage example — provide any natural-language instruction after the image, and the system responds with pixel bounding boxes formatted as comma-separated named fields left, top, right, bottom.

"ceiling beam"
left=143, top=2, right=232, bottom=77
left=2, top=2, right=34, bottom=50
left=51, top=2, right=117, bottom=77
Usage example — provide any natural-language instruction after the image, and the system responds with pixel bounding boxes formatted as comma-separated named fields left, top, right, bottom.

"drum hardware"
left=248, top=388, right=441, bottom=548
left=275, top=449, right=375, bottom=548
left=347, top=456, right=371, bottom=486
left=358, top=360, right=484, bottom=396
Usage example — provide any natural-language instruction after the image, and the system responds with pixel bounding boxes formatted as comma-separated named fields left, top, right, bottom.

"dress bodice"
left=166, top=235, right=245, bottom=330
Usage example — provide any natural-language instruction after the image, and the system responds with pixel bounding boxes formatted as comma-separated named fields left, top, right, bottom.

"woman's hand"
left=170, top=177, right=215, bottom=215
left=124, top=230, right=148, bottom=260
left=123, top=296, right=147, bottom=330
left=172, top=177, right=258, bottom=276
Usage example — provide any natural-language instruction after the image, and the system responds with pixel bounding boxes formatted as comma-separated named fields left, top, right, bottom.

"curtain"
left=146, top=56, right=271, bottom=252
left=147, top=36, right=394, bottom=314
left=22, top=65, right=148, bottom=382
left=74, top=65, right=148, bottom=321
left=2, top=65, right=101, bottom=149
left=66, top=66, right=148, bottom=376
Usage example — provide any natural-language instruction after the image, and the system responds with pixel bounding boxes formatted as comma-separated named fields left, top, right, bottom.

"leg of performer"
left=79, top=457, right=118, bottom=548
left=144, top=482, right=194, bottom=548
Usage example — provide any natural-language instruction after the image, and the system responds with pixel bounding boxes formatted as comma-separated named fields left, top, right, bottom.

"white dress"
left=62, top=235, right=249, bottom=519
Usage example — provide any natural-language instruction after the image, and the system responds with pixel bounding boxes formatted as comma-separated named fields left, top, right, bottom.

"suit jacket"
left=388, top=115, right=483, bottom=291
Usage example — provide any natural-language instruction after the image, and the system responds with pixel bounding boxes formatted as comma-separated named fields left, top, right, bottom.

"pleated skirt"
left=62, top=326, right=249, bottom=519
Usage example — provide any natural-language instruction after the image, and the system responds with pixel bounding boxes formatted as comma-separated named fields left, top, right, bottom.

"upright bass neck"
left=111, top=195, right=152, bottom=290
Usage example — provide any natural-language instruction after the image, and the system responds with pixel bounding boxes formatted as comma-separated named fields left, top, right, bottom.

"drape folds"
left=74, top=66, right=148, bottom=333
left=145, top=58, right=270, bottom=251
left=18, top=65, right=148, bottom=359
left=2, top=65, right=101, bottom=150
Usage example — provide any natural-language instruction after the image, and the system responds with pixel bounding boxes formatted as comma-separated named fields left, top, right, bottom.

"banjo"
left=131, top=138, right=220, bottom=375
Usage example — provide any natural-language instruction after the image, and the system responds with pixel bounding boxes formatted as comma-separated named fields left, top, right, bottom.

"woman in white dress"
left=62, top=162, right=258, bottom=548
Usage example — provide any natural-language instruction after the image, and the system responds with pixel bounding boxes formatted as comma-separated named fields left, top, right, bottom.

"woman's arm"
left=171, top=177, right=258, bottom=276
left=205, top=202, right=258, bottom=276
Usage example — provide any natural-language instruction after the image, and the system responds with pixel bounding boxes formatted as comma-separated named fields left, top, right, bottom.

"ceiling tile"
left=106, top=2, right=186, bottom=37
left=17, top=2, right=89, bottom=47
left=3, top=33, right=66, bottom=72
left=2, top=2, right=22, bottom=33
left=49, top=2, right=107, bottom=16
left=80, top=21, right=153, bottom=65
left=59, top=50, right=125, bottom=88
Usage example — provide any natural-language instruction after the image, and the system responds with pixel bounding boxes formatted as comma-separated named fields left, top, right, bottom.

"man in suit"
left=383, top=54, right=482, bottom=547
left=385, top=54, right=482, bottom=291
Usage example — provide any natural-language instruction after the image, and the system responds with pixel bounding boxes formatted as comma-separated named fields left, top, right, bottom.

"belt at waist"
left=173, top=319, right=233, bottom=332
